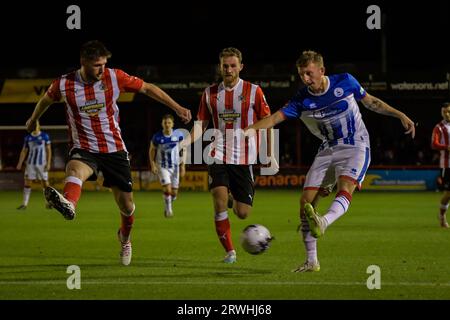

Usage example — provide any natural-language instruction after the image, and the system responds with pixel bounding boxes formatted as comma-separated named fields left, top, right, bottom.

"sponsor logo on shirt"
left=312, top=100, right=349, bottom=119
left=79, top=100, right=105, bottom=116
left=219, top=109, right=241, bottom=124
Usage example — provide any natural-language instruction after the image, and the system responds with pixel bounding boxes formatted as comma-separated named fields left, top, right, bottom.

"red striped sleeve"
left=432, top=126, right=447, bottom=150
left=46, top=78, right=62, bottom=101
left=254, top=86, right=271, bottom=119
left=197, top=91, right=211, bottom=121
left=115, top=69, right=144, bottom=92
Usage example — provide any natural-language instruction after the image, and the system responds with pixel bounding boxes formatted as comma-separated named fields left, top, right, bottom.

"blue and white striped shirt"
left=151, top=130, right=184, bottom=169
left=24, top=131, right=51, bottom=166
left=281, top=73, right=370, bottom=150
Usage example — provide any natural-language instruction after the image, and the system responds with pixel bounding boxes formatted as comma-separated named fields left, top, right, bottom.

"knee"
left=233, top=208, right=250, bottom=219
left=120, top=201, right=135, bottom=216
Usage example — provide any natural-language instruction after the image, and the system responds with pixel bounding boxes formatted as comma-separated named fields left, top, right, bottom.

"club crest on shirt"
left=79, top=99, right=105, bottom=117
left=334, top=87, right=344, bottom=97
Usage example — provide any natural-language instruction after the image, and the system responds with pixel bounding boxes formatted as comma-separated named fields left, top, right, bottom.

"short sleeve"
left=346, top=73, right=366, bottom=101
left=43, top=133, right=51, bottom=144
left=115, top=69, right=144, bottom=92
left=46, top=78, right=62, bottom=101
left=254, top=86, right=271, bottom=119
left=197, top=91, right=211, bottom=121
left=151, top=133, right=160, bottom=146
left=280, top=96, right=302, bottom=119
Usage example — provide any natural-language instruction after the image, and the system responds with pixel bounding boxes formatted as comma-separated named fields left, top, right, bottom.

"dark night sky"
left=0, top=0, right=449, bottom=70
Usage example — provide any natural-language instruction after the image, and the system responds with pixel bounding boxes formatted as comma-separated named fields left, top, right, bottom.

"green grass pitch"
left=1, top=189, right=449, bottom=299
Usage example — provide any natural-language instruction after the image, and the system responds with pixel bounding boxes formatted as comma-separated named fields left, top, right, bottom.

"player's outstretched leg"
left=304, top=203, right=327, bottom=238
left=44, top=186, right=75, bottom=220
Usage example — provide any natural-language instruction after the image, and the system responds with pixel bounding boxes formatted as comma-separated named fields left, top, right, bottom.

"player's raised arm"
left=361, top=93, right=415, bottom=138
left=26, top=93, right=55, bottom=132
left=139, top=82, right=192, bottom=124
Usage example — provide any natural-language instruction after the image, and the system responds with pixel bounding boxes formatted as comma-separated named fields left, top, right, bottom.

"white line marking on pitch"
left=0, top=281, right=449, bottom=287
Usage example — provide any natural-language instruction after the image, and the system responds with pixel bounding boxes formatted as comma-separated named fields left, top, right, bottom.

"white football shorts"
left=304, top=144, right=371, bottom=190
left=158, top=166, right=180, bottom=188
left=24, top=164, right=48, bottom=181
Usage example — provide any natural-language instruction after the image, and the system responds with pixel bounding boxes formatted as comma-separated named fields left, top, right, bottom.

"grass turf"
left=1, top=190, right=449, bottom=299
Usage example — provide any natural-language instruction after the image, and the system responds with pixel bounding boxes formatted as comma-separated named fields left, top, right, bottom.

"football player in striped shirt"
left=25, top=40, right=191, bottom=266
left=149, top=114, right=185, bottom=218
left=16, top=121, right=52, bottom=209
left=246, top=50, right=415, bottom=272
left=431, top=102, right=450, bottom=228
left=186, top=48, right=272, bottom=263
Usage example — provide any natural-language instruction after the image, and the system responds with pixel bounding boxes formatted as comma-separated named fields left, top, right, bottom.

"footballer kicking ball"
left=240, top=224, right=273, bottom=255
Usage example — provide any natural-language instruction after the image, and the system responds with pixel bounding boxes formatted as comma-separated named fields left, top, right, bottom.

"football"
left=240, top=224, right=273, bottom=255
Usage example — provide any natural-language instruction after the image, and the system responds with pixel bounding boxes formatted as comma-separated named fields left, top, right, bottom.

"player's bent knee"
left=119, top=202, right=135, bottom=216
left=233, top=205, right=251, bottom=219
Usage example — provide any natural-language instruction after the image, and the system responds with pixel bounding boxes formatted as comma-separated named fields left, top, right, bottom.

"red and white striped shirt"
left=197, top=79, right=271, bottom=164
left=431, top=120, right=450, bottom=168
left=47, top=68, right=143, bottom=153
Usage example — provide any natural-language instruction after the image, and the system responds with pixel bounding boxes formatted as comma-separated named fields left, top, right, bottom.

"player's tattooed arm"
left=361, top=93, right=397, bottom=116
left=361, top=93, right=416, bottom=138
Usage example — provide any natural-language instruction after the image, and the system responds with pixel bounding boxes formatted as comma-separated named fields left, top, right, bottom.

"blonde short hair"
left=296, top=50, right=324, bottom=68
left=219, top=47, right=243, bottom=63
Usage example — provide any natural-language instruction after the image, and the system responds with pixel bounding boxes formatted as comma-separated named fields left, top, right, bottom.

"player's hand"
left=45, top=164, right=50, bottom=172
left=177, top=107, right=192, bottom=124
left=26, top=118, right=37, bottom=132
left=16, top=163, right=22, bottom=171
left=180, top=165, right=186, bottom=178
left=400, top=113, right=415, bottom=138
left=150, top=163, right=158, bottom=175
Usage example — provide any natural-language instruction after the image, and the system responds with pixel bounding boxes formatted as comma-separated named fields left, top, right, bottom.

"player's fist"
left=177, top=107, right=192, bottom=124
left=26, top=118, right=37, bottom=132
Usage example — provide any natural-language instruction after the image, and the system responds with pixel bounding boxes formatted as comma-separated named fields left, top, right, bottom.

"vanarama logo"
left=255, top=174, right=306, bottom=188
left=79, top=100, right=105, bottom=117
